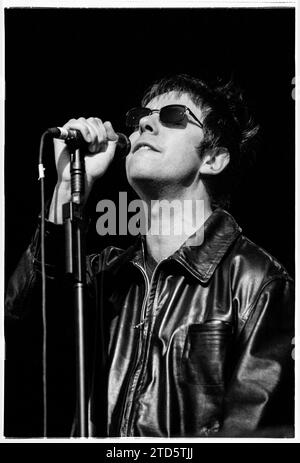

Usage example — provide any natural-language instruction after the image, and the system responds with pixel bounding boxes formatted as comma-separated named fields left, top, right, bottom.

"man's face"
left=126, top=91, right=204, bottom=197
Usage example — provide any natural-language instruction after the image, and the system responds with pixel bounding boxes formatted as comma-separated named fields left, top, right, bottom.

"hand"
left=49, top=116, right=118, bottom=224
left=54, top=116, right=119, bottom=189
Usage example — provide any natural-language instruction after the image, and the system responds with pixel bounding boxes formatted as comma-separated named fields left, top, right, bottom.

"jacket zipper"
left=119, top=260, right=163, bottom=436
left=118, top=262, right=149, bottom=436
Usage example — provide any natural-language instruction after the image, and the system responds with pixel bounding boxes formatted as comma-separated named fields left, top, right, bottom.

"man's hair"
left=141, top=74, right=260, bottom=209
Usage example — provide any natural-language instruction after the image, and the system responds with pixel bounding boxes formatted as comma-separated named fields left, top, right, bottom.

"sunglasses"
left=125, top=104, right=203, bottom=130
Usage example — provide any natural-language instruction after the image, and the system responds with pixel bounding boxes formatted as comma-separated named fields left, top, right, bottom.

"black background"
left=5, top=7, right=295, bottom=282
left=3, top=6, right=295, bottom=439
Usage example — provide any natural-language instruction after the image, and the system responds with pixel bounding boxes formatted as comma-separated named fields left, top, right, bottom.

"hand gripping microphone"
left=46, top=126, right=131, bottom=158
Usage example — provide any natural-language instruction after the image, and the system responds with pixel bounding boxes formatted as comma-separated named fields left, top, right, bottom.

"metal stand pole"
left=63, top=147, right=88, bottom=437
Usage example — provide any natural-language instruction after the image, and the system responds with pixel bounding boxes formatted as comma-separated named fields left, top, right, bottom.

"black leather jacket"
left=5, top=209, right=294, bottom=437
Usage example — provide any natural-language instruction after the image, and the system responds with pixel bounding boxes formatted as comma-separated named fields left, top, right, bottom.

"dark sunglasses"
left=125, top=104, right=203, bottom=130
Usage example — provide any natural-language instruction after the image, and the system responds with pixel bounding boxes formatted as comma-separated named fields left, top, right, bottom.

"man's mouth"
left=133, top=142, right=160, bottom=154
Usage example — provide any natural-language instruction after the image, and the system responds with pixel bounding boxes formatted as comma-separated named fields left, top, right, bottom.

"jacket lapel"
left=172, top=209, right=242, bottom=283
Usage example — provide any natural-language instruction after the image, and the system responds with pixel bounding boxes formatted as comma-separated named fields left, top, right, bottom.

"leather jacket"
left=5, top=209, right=294, bottom=437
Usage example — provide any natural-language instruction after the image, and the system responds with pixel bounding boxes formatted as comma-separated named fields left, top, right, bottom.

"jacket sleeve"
left=220, top=276, right=294, bottom=437
left=5, top=219, right=98, bottom=437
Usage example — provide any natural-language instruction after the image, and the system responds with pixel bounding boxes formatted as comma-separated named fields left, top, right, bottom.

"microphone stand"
left=62, top=141, right=88, bottom=437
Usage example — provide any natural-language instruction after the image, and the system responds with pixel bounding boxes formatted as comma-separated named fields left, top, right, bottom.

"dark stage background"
left=4, top=7, right=295, bottom=436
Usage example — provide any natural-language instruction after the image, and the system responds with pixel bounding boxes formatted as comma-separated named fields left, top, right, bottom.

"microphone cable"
left=38, top=131, right=48, bottom=437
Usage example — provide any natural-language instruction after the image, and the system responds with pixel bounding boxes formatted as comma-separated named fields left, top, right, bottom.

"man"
left=5, top=74, right=294, bottom=437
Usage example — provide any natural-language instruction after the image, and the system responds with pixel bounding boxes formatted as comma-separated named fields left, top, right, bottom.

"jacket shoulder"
left=226, top=235, right=293, bottom=322
left=227, top=235, right=293, bottom=312
left=230, top=234, right=292, bottom=281
left=240, top=235, right=290, bottom=279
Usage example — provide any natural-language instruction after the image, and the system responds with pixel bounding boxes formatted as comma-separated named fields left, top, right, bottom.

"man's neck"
left=143, top=191, right=212, bottom=263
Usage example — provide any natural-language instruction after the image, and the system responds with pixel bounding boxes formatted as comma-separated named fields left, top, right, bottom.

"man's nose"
left=139, top=113, right=159, bottom=134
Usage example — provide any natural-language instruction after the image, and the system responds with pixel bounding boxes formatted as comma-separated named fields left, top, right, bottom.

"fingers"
left=61, top=117, right=117, bottom=153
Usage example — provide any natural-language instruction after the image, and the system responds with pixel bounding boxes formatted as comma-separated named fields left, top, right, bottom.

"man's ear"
left=199, top=147, right=230, bottom=176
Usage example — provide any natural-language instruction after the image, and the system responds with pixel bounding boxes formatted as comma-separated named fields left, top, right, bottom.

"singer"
left=5, top=74, right=294, bottom=437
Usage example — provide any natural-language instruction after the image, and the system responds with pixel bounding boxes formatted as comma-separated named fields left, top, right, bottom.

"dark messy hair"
left=141, top=74, right=260, bottom=209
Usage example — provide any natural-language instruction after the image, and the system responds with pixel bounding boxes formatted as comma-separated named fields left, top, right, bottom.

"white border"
left=0, top=0, right=5, bottom=442
left=0, top=0, right=298, bottom=445
left=295, top=0, right=299, bottom=444
left=1, top=0, right=298, bottom=8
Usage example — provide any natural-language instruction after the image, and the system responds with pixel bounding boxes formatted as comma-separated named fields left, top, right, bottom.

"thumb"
left=104, top=120, right=118, bottom=142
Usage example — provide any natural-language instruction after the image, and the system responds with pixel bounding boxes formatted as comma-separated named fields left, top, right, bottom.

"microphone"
left=46, top=127, right=131, bottom=157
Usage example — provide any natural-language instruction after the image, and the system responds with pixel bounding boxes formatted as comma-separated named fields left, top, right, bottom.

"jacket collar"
left=106, top=209, right=242, bottom=284
left=172, top=208, right=242, bottom=283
